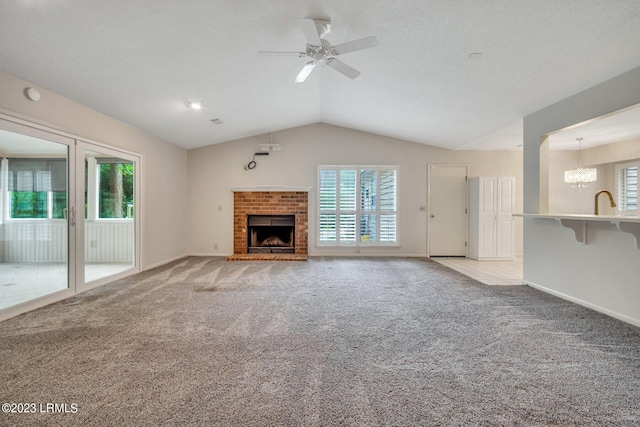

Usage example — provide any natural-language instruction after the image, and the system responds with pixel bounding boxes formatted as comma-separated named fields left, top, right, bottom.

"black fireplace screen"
left=247, top=215, right=295, bottom=253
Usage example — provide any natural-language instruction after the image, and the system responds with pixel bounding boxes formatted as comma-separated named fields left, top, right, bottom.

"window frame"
left=317, top=165, right=399, bottom=247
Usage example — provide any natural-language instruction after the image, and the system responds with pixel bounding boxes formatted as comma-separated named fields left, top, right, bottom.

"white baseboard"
left=186, top=252, right=232, bottom=258
left=309, top=253, right=427, bottom=258
left=524, top=280, right=640, bottom=328
left=143, top=254, right=190, bottom=271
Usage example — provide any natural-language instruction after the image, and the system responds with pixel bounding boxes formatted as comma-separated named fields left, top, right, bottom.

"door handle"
left=430, top=214, right=435, bottom=218
left=70, top=206, right=76, bottom=227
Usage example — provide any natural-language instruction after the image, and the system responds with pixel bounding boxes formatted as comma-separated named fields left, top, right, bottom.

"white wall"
left=0, top=70, right=188, bottom=269
left=523, top=66, right=640, bottom=326
left=187, top=123, right=523, bottom=257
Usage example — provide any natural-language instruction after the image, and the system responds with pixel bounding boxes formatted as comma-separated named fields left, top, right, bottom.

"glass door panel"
left=83, top=147, right=136, bottom=284
left=0, top=127, right=71, bottom=310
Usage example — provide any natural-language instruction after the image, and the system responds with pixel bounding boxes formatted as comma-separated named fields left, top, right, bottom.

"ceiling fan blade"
left=326, top=58, right=361, bottom=79
left=298, top=19, right=322, bottom=46
left=295, top=61, right=316, bottom=82
left=258, top=51, right=306, bottom=57
left=331, top=36, right=378, bottom=55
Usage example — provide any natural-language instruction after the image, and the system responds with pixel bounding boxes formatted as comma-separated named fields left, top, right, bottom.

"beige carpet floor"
left=1, top=257, right=639, bottom=426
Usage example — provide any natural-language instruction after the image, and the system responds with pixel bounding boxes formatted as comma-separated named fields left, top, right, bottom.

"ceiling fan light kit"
left=260, top=18, right=378, bottom=82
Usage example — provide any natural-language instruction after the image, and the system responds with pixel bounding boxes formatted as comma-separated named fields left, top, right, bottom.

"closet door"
left=496, top=177, right=515, bottom=259
left=478, top=177, right=497, bottom=258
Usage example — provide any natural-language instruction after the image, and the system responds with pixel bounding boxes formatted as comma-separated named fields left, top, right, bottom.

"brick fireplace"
left=230, top=188, right=309, bottom=259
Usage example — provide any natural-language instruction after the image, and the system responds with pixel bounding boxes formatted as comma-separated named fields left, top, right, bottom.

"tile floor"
left=431, top=256, right=523, bottom=286
left=0, top=262, right=132, bottom=310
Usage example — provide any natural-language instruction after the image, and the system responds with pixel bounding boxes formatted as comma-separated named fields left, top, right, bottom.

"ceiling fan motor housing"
left=314, top=19, right=331, bottom=39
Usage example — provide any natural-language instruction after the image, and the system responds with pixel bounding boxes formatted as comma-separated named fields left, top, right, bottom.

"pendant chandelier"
left=564, top=137, right=597, bottom=190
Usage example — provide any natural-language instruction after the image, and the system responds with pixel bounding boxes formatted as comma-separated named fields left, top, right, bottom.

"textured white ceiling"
left=1, top=0, right=640, bottom=150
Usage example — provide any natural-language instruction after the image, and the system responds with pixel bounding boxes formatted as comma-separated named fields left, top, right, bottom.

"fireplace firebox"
left=247, top=215, right=295, bottom=254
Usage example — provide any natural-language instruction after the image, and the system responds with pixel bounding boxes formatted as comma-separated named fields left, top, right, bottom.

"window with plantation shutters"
left=318, top=166, right=398, bottom=245
left=616, top=162, right=638, bottom=214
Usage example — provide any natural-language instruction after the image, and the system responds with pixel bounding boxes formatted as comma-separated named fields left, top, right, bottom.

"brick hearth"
left=231, top=191, right=308, bottom=257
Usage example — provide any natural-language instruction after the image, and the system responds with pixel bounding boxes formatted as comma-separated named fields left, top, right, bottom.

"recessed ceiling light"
left=468, top=52, right=482, bottom=60
left=210, top=118, right=223, bottom=125
left=188, top=101, right=203, bottom=110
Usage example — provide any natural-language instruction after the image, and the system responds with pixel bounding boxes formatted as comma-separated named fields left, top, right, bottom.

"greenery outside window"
left=96, top=159, right=134, bottom=219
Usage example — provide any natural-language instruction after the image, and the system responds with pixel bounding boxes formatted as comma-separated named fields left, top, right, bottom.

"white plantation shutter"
left=380, top=169, right=396, bottom=211
left=340, top=214, right=356, bottom=242
left=319, top=169, right=337, bottom=210
left=319, top=214, right=336, bottom=242
left=340, top=170, right=356, bottom=210
left=339, top=169, right=357, bottom=242
left=617, top=165, right=638, bottom=212
left=380, top=215, right=396, bottom=242
left=318, top=165, right=398, bottom=246
left=359, top=169, right=376, bottom=211
left=319, top=169, right=337, bottom=242
left=379, top=169, right=397, bottom=242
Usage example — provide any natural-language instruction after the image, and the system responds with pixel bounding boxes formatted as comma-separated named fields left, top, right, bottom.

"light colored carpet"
left=1, top=257, right=639, bottom=426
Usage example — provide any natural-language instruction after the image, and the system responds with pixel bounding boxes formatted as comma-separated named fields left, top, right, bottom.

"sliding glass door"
left=0, top=117, right=140, bottom=317
left=0, top=122, right=74, bottom=311
left=82, top=144, right=137, bottom=285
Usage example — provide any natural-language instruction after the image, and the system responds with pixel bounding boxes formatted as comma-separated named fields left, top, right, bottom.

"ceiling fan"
left=259, top=19, right=378, bottom=82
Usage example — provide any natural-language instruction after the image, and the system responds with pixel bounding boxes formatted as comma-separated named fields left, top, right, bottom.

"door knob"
left=430, top=214, right=435, bottom=218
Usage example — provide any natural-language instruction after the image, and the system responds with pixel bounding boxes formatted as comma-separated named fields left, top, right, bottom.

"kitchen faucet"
left=594, top=190, right=616, bottom=215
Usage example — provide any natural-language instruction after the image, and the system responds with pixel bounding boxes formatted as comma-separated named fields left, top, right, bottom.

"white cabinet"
left=468, top=177, right=515, bottom=260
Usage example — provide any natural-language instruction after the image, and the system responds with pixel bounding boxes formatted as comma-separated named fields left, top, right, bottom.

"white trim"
left=187, top=253, right=232, bottom=258
left=309, top=253, right=424, bottom=258
left=143, top=254, right=190, bottom=271
left=0, top=287, right=75, bottom=323
left=0, top=112, right=141, bottom=158
left=525, top=280, right=640, bottom=328
left=230, top=186, right=311, bottom=192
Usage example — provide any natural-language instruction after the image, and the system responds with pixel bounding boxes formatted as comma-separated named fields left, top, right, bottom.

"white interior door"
left=428, top=164, right=468, bottom=256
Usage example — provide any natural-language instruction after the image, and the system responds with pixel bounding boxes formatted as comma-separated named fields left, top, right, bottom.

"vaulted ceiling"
left=1, top=0, right=640, bottom=150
